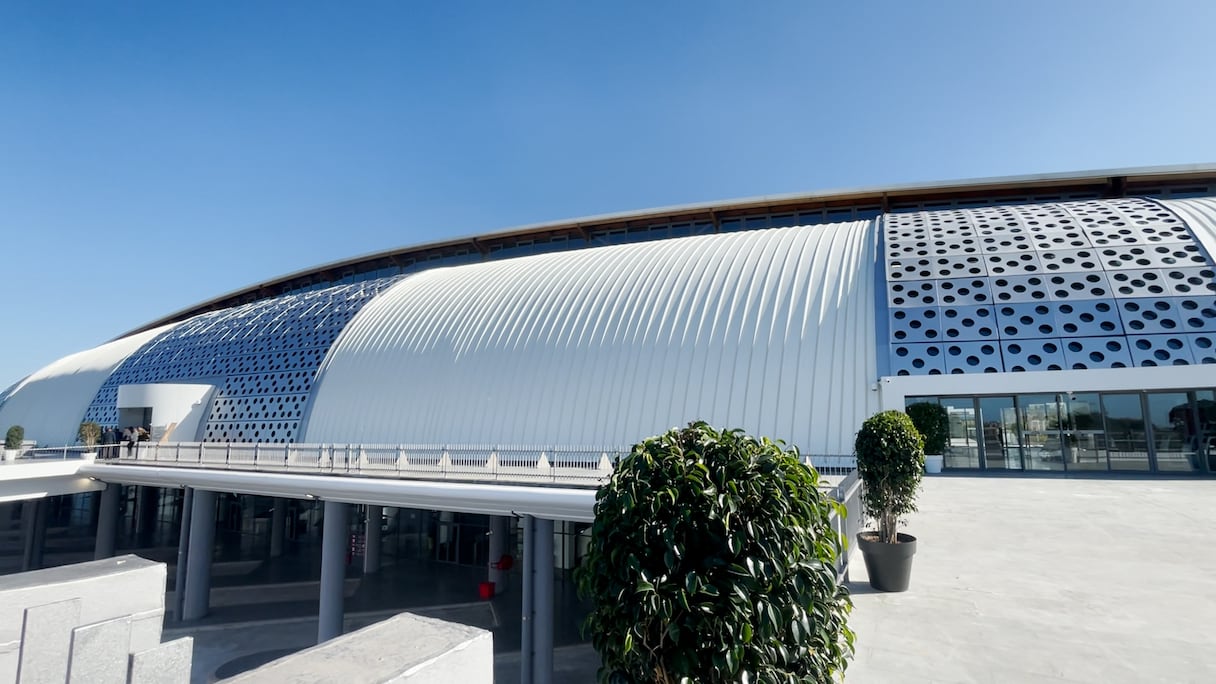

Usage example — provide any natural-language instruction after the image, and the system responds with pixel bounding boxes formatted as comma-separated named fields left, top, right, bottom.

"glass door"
left=978, top=396, right=1023, bottom=470
left=1195, top=390, right=1216, bottom=472
left=1146, top=392, right=1200, bottom=472
left=1100, top=393, right=1150, bottom=471
left=1018, top=394, right=1066, bottom=471
left=1061, top=393, right=1107, bottom=471
left=940, top=397, right=979, bottom=468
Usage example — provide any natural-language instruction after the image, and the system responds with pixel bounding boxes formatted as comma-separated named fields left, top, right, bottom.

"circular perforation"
left=1099, top=243, right=1207, bottom=270
left=996, top=302, right=1057, bottom=339
left=985, top=252, right=1042, bottom=276
left=1039, top=248, right=1101, bottom=273
left=1053, top=300, right=1122, bottom=337
left=1108, top=269, right=1169, bottom=297
left=991, top=275, right=1051, bottom=303
left=940, top=305, right=997, bottom=340
left=1046, top=272, right=1110, bottom=300
left=944, top=341, right=1002, bottom=374
left=1128, top=334, right=1196, bottom=366
left=891, top=343, right=946, bottom=376
left=890, top=307, right=942, bottom=342
left=936, top=277, right=992, bottom=306
left=1163, top=267, right=1216, bottom=296
left=888, top=280, right=938, bottom=307
left=1001, top=339, right=1065, bottom=372
left=1118, top=298, right=1185, bottom=334
left=1061, top=337, right=1132, bottom=370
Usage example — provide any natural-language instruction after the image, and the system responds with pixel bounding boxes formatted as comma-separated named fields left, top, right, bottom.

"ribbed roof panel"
left=1160, top=197, right=1216, bottom=263
left=302, top=221, right=880, bottom=455
left=0, top=326, right=174, bottom=445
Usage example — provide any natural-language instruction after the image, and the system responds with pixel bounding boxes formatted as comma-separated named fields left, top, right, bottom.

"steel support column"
left=318, top=500, right=350, bottom=643
left=363, top=505, right=382, bottom=575
left=270, top=498, right=287, bottom=557
left=521, top=515, right=554, bottom=684
left=181, top=489, right=217, bottom=621
left=174, top=487, right=194, bottom=622
left=94, top=484, right=121, bottom=559
left=488, top=515, right=509, bottom=591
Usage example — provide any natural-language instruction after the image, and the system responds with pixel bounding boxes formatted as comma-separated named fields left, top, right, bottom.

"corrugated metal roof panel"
left=0, top=325, right=174, bottom=445
left=1161, top=197, right=1216, bottom=264
left=302, top=221, right=880, bottom=455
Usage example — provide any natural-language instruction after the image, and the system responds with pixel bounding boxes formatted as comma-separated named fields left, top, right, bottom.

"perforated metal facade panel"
left=302, top=221, right=880, bottom=456
left=884, top=198, right=1216, bottom=375
left=82, top=278, right=399, bottom=442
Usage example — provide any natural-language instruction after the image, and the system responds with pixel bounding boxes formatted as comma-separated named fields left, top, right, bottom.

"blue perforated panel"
left=83, top=277, right=401, bottom=442
left=884, top=198, right=1216, bottom=375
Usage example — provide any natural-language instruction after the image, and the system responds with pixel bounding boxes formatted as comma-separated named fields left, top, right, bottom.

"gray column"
left=94, top=485, right=121, bottom=559
left=270, top=498, right=287, bottom=557
left=174, top=488, right=194, bottom=622
left=22, top=499, right=47, bottom=571
left=488, top=515, right=509, bottom=590
left=521, top=516, right=534, bottom=683
left=532, top=517, right=554, bottom=684
left=136, top=486, right=160, bottom=548
left=363, top=505, right=382, bottom=575
left=318, top=500, right=350, bottom=643
left=181, top=489, right=217, bottom=621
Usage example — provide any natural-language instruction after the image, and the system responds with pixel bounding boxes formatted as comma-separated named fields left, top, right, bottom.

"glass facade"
left=908, top=388, right=1216, bottom=474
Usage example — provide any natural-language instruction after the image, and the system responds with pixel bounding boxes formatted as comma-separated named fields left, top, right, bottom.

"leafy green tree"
left=854, top=411, right=924, bottom=544
left=905, top=402, right=949, bottom=455
left=576, top=422, right=854, bottom=683
left=4, top=425, right=23, bottom=449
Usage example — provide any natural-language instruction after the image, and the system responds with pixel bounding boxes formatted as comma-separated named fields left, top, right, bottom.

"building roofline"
left=122, top=163, right=1216, bottom=337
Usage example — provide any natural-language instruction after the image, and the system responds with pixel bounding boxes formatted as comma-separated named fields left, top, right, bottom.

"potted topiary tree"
left=906, top=401, right=949, bottom=474
left=4, top=425, right=24, bottom=462
left=576, top=422, right=854, bottom=683
left=854, top=410, right=924, bottom=592
left=78, top=421, right=101, bottom=461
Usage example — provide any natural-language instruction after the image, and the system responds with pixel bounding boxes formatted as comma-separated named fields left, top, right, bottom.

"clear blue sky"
left=2, top=1, right=1216, bottom=390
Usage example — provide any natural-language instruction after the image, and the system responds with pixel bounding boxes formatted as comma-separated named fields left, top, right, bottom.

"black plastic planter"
left=857, top=532, right=917, bottom=592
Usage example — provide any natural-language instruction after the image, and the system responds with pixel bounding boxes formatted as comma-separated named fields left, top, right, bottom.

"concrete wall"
left=226, top=612, right=492, bottom=684
left=0, top=555, right=192, bottom=683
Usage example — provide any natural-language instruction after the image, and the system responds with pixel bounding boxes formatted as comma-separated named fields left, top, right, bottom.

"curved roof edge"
left=121, top=163, right=1216, bottom=338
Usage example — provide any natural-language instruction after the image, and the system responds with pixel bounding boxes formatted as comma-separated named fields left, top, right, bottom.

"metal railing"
left=11, top=445, right=111, bottom=461
left=83, top=441, right=855, bottom=489
left=826, top=468, right=864, bottom=582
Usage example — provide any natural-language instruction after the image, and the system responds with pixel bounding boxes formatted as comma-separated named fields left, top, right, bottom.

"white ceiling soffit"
left=0, top=325, right=174, bottom=445
left=303, top=221, right=880, bottom=456
left=1161, top=197, right=1216, bottom=264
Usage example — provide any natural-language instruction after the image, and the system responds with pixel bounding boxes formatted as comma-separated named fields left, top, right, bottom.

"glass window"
left=1018, top=394, right=1065, bottom=471
left=940, top=397, right=979, bottom=468
left=1147, top=392, right=1200, bottom=472
left=1062, top=393, right=1107, bottom=471
left=1100, top=393, right=1149, bottom=471
left=978, top=396, right=1022, bottom=470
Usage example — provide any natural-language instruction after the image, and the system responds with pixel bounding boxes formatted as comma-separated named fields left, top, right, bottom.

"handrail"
left=75, top=440, right=855, bottom=489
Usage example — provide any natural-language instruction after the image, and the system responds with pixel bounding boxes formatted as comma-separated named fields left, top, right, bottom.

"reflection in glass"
left=1101, top=393, right=1150, bottom=471
left=1061, top=393, right=1106, bottom=471
left=940, top=397, right=978, bottom=468
left=1147, top=392, right=1199, bottom=472
left=1197, top=390, right=1216, bottom=472
left=978, top=396, right=1022, bottom=470
left=1018, top=394, right=1065, bottom=471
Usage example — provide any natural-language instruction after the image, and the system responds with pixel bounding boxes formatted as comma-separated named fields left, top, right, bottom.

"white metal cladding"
left=303, top=221, right=880, bottom=456
left=0, top=326, right=174, bottom=445
left=1160, top=197, right=1216, bottom=276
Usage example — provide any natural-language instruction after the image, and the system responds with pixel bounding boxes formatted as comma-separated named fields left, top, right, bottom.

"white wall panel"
left=303, top=222, right=879, bottom=456
left=0, top=326, right=173, bottom=445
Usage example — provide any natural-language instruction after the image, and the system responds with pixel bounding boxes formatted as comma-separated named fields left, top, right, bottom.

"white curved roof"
left=1160, top=197, right=1216, bottom=261
left=303, top=221, right=880, bottom=455
left=0, top=325, right=173, bottom=445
